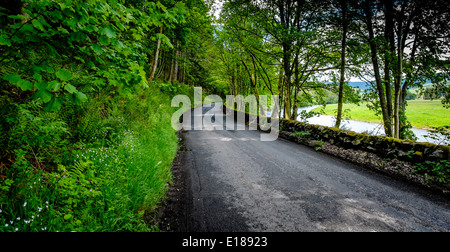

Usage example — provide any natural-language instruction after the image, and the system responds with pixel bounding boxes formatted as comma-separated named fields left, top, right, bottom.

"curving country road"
left=177, top=103, right=450, bottom=232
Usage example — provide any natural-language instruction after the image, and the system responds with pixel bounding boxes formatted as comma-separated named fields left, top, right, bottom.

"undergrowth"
left=0, top=84, right=190, bottom=232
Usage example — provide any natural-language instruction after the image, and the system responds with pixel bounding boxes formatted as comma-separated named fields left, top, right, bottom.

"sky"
left=209, top=0, right=224, bottom=19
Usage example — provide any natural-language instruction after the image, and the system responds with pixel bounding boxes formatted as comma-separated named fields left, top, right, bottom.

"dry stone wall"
left=223, top=106, right=450, bottom=194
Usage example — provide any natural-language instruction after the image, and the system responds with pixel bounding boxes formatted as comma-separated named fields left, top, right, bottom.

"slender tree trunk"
left=149, top=25, right=163, bottom=82
left=384, top=0, right=395, bottom=124
left=181, top=49, right=186, bottom=83
left=364, top=1, right=393, bottom=137
left=399, top=36, right=417, bottom=138
left=335, top=0, right=348, bottom=129
left=283, top=75, right=291, bottom=120
left=172, top=44, right=179, bottom=82
left=291, top=55, right=300, bottom=120
left=282, top=43, right=292, bottom=120
left=393, top=8, right=405, bottom=139
left=242, top=57, right=265, bottom=116
left=278, top=63, right=284, bottom=119
left=169, top=50, right=174, bottom=81
left=393, top=30, right=403, bottom=138
left=291, top=85, right=299, bottom=120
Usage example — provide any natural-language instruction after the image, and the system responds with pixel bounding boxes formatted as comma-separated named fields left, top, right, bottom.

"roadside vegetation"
left=0, top=0, right=211, bottom=231
left=312, top=100, right=449, bottom=130
left=1, top=0, right=449, bottom=232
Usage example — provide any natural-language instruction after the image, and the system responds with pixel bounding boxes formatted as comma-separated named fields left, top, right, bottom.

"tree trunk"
left=172, top=45, right=179, bottom=82
left=393, top=34, right=402, bottom=138
left=241, top=57, right=265, bottom=116
left=364, top=1, right=393, bottom=137
left=335, top=0, right=348, bottom=129
left=149, top=25, right=163, bottom=82
left=282, top=42, right=292, bottom=120
left=291, top=55, right=300, bottom=120
left=384, top=0, right=395, bottom=124
left=283, top=76, right=291, bottom=120
left=278, top=63, right=284, bottom=119
left=393, top=8, right=404, bottom=139
left=169, top=50, right=174, bottom=81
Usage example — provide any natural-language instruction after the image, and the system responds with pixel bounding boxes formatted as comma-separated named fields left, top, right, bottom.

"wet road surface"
left=179, top=103, right=450, bottom=232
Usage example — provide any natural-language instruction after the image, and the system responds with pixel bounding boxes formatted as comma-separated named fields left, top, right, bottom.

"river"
left=274, top=105, right=448, bottom=145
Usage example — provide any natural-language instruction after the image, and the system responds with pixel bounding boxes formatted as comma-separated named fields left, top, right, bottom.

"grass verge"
left=0, top=84, right=191, bottom=232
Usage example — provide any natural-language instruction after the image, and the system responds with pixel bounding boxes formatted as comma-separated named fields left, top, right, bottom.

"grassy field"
left=312, top=100, right=450, bottom=129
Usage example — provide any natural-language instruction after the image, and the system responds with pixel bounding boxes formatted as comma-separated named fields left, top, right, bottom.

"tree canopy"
left=211, top=0, right=449, bottom=138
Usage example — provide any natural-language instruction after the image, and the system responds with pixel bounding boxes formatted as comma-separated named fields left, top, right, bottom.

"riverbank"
left=311, top=100, right=449, bottom=130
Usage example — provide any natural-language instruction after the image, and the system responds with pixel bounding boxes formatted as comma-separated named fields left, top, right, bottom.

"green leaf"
left=17, top=79, right=33, bottom=91
left=8, top=14, right=26, bottom=20
left=45, top=97, right=62, bottom=112
left=35, top=81, right=48, bottom=90
left=156, top=1, right=167, bottom=12
left=56, top=69, right=72, bottom=81
left=33, top=73, right=42, bottom=82
left=0, top=34, right=11, bottom=46
left=115, top=22, right=126, bottom=31
left=64, top=84, right=77, bottom=94
left=21, top=23, right=34, bottom=32
left=50, top=10, right=62, bottom=20
left=47, top=80, right=61, bottom=92
left=3, top=74, right=21, bottom=84
left=131, top=31, right=142, bottom=41
left=35, top=90, right=53, bottom=103
left=112, top=39, right=124, bottom=49
left=100, top=26, right=116, bottom=39
left=92, top=43, right=103, bottom=55
left=156, top=33, right=173, bottom=48
left=99, top=36, right=110, bottom=45
left=42, top=65, right=55, bottom=73
left=85, top=24, right=99, bottom=33
left=74, top=91, right=87, bottom=104
left=32, top=65, right=43, bottom=73
left=32, top=19, right=44, bottom=31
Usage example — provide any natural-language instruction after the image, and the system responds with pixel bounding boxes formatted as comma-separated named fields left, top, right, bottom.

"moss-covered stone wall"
left=279, top=119, right=449, bottom=163
left=223, top=106, right=449, bottom=194
left=223, top=106, right=449, bottom=163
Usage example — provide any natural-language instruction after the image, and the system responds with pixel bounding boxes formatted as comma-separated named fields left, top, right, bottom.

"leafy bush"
left=415, top=160, right=450, bottom=183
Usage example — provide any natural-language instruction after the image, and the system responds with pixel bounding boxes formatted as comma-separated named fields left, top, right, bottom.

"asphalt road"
left=180, top=103, right=450, bottom=232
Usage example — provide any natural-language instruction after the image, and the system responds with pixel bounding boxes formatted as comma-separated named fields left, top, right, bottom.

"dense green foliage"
left=1, top=0, right=212, bottom=231
left=212, top=0, right=449, bottom=138
left=1, top=86, right=182, bottom=231
left=1, top=0, right=449, bottom=232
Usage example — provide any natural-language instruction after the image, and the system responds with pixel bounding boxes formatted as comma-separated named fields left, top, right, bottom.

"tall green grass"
left=0, top=84, right=183, bottom=232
